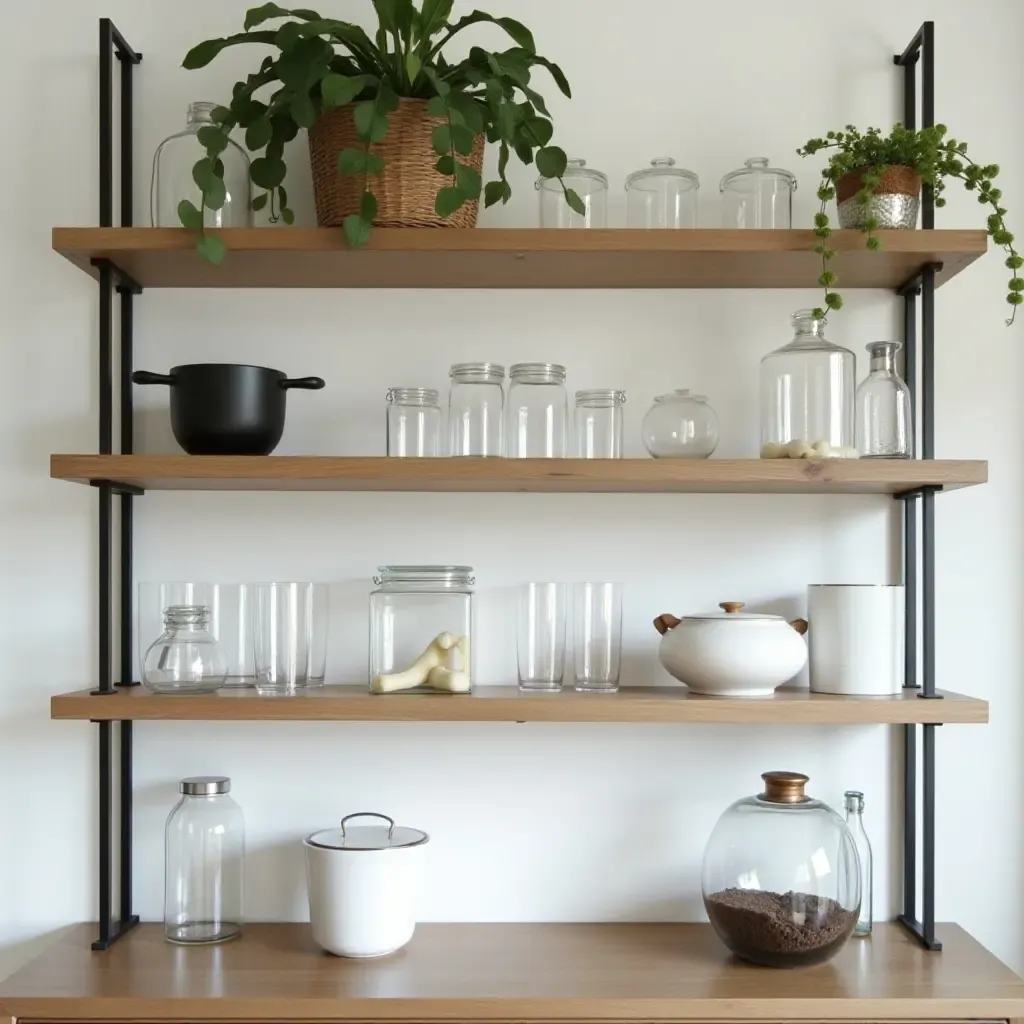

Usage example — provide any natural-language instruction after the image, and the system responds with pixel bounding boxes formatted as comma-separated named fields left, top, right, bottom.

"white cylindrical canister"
left=808, top=585, right=904, bottom=695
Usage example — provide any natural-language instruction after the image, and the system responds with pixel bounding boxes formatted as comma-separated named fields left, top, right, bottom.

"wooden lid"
left=760, top=771, right=810, bottom=804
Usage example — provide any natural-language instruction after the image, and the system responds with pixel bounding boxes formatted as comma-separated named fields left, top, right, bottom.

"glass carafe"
left=505, top=363, right=569, bottom=458
left=702, top=771, right=861, bottom=968
left=720, top=157, right=796, bottom=229
left=856, top=342, right=913, bottom=458
left=537, top=159, right=608, bottom=228
left=844, top=790, right=873, bottom=936
left=625, top=158, right=699, bottom=228
left=143, top=605, right=227, bottom=693
left=760, top=311, right=857, bottom=459
left=151, top=102, right=252, bottom=228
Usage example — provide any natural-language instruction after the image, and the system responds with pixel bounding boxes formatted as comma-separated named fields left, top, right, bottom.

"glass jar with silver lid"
left=720, top=157, right=797, bottom=229
left=506, top=363, right=569, bottom=458
left=626, top=158, right=699, bottom=228
left=386, top=387, right=441, bottom=457
left=448, top=363, right=504, bottom=457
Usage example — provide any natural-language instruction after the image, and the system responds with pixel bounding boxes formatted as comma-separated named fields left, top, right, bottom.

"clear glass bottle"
left=448, top=363, right=505, bottom=457
left=165, top=776, right=244, bottom=945
left=844, top=790, right=873, bottom=936
left=720, top=157, right=797, bottom=229
left=370, top=566, right=474, bottom=694
left=506, top=363, right=569, bottom=458
left=151, top=102, right=252, bottom=228
left=143, top=605, right=227, bottom=693
left=856, top=342, right=913, bottom=458
left=625, top=158, right=699, bottom=228
left=575, top=390, right=626, bottom=458
left=386, top=387, right=441, bottom=457
left=537, top=159, right=608, bottom=228
left=760, top=311, right=857, bottom=459
left=642, top=390, right=719, bottom=458
left=702, top=771, right=861, bottom=968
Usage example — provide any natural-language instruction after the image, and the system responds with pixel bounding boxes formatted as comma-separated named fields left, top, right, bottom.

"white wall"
left=2, top=0, right=1021, bottom=981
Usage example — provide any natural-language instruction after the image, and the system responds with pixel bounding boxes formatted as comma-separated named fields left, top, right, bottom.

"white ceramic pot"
left=304, top=812, right=428, bottom=958
left=654, top=601, right=808, bottom=697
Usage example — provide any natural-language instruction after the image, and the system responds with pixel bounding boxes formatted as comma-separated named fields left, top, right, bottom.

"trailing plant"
left=797, top=124, right=1020, bottom=325
left=182, top=1, right=580, bottom=262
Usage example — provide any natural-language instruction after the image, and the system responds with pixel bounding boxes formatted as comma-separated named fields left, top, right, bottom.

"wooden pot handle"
left=790, top=618, right=809, bottom=636
left=719, top=602, right=745, bottom=614
left=653, top=614, right=681, bottom=636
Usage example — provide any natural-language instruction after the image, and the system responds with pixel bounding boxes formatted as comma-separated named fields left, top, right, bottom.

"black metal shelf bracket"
left=894, top=21, right=942, bottom=954
left=94, top=17, right=142, bottom=952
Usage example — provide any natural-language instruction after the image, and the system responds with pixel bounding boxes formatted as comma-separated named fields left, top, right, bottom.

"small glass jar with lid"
left=537, top=158, right=608, bottom=228
left=506, top=363, right=569, bottom=458
left=642, top=390, right=719, bottom=458
left=702, top=771, right=861, bottom=968
left=575, top=390, right=626, bottom=458
left=370, top=566, right=474, bottom=695
left=856, top=342, right=913, bottom=458
left=720, top=156, right=797, bottom=229
left=143, top=605, right=227, bottom=693
left=448, top=363, right=504, bottom=457
left=626, top=158, right=699, bottom=228
left=386, top=387, right=441, bottom=457
left=760, top=310, right=857, bottom=459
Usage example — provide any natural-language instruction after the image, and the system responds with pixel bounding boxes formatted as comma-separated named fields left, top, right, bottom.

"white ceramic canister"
left=808, top=585, right=904, bottom=695
left=304, top=812, right=428, bottom=958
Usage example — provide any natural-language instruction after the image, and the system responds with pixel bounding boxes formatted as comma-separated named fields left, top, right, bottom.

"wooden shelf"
left=51, top=685, right=987, bottom=724
left=2, top=922, right=1022, bottom=1022
left=50, top=455, right=988, bottom=494
left=52, top=227, right=987, bottom=290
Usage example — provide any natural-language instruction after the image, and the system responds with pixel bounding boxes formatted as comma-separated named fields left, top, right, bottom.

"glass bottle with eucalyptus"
left=844, top=790, right=873, bottom=936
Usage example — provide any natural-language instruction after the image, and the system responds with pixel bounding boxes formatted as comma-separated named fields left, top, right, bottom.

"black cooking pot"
left=132, top=363, right=326, bottom=455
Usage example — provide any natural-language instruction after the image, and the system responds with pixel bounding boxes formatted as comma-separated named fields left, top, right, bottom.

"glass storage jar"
left=856, top=342, right=913, bottom=458
left=702, top=771, right=861, bottom=968
left=625, top=158, right=699, bottom=228
left=143, top=605, right=227, bottom=693
left=165, top=776, right=244, bottom=945
left=720, top=157, right=796, bottom=229
left=370, top=566, right=474, bottom=694
left=386, top=387, right=441, bottom=457
left=506, top=363, right=569, bottom=458
left=642, top=390, right=719, bottom=458
left=575, top=390, right=626, bottom=458
left=151, top=102, right=252, bottom=228
left=448, top=363, right=504, bottom=457
left=538, top=158, right=608, bottom=228
left=760, top=310, right=857, bottom=459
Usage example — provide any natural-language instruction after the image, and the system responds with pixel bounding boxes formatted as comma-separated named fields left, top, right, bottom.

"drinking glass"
left=517, top=583, right=567, bottom=691
left=254, top=583, right=329, bottom=693
left=573, top=583, right=623, bottom=693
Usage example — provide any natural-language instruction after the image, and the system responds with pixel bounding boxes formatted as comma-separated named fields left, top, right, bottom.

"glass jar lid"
left=510, top=362, right=566, bottom=384
left=181, top=776, right=230, bottom=796
left=375, top=565, right=475, bottom=587
left=719, top=156, right=797, bottom=193
left=450, top=362, right=504, bottom=384
left=537, top=158, right=608, bottom=193
left=653, top=388, right=709, bottom=404
left=684, top=600, right=782, bottom=621
left=307, top=812, right=429, bottom=851
left=576, top=389, right=626, bottom=407
left=758, top=771, right=814, bottom=805
left=625, top=157, right=699, bottom=193
left=386, top=387, right=440, bottom=406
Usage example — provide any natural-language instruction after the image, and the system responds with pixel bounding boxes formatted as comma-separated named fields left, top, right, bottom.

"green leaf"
left=250, top=156, right=287, bottom=189
left=178, top=199, right=204, bottom=231
left=524, top=116, right=552, bottom=146
left=451, top=124, right=475, bottom=155
left=435, top=154, right=456, bottom=176
left=405, top=52, right=422, bottom=84
left=204, top=175, right=227, bottom=210
left=244, top=3, right=298, bottom=30
left=182, top=31, right=278, bottom=69
left=426, top=95, right=448, bottom=119
left=290, top=92, right=317, bottom=128
left=484, top=179, right=510, bottom=207
left=438, top=12, right=535, bottom=53
left=423, top=67, right=451, bottom=97
left=564, top=188, right=586, bottom=216
left=497, top=141, right=509, bottom=180
left=447, top=92, right=484, bottom=133
left=432, top=123, right=453, bottom=155
left=435, top=186, right=466, bottom=217
left=342, top=214, right=372, bottom=247
left=211, top=105, right=232, bottom=124
left=245, top=117, right=273, bottom=151
left=535, top=145, right=567, bottom=179
left=192, top=157, right=215, bottom=193
left=361, top=191, right=378, bottom=222
left=252, top=193, right=270, bottom=211
left=281, top=207, right=296, bottom=224
left=276, top=20, right=303, bottom=49
left=419, top=0, right=454, bottom=40
left=321, top=73, right=368, bottom=109
left=196, top=233, right=226, bottom=265
left=497, top=101, right=518, bottom=142
left=532, top=55, right=571, bottom=98
left=455, top=162, right=481, bottom=196
left=519, top=84, right=550, bottom=117
left=197, top=126, right=229, bottom=156
left=337, top=147, right=385, bottom=175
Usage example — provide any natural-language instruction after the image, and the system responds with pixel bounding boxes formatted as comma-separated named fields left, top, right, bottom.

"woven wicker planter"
left=836, top=165, right=922, bottom=230
left=308, top=99, right=485, bottom=229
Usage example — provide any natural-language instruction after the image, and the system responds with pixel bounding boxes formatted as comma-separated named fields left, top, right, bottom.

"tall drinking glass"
left=254, top=583, right=328, bottom=694
left=574, top=582, right=623, bottom=693
left=517, top=583, right=567, bottom=691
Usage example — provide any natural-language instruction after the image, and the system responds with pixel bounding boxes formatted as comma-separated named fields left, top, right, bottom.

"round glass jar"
left=370, top=567, right=474, bottom=695
left=143, top=604, right=227, bottom=693
left=720, top=156, right=797, bottom=229
left=537, top=158, right=608, bottom=228
left=642, top=390, right=719, bottom=458
left=702, top=771, right=861, bottom=968
left=626, top=157, right=699, bottom=228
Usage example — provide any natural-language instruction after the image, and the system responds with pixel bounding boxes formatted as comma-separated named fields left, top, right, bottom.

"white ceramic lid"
left=683, top=601, right=782, bottom=621
left=307, top=812, right=429, bottom=851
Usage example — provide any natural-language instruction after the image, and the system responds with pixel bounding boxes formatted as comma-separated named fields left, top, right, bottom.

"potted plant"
left=797, top=124, right=1021, bottom=325
left=181, top=1, right=581, bottom=262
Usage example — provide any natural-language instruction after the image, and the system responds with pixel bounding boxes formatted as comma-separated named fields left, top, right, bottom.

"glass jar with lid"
left=626, top=158, right=699, bottom=228
left=760, top=310, right=857, bottom=459
left=642, top=390, right=719, bottom=458
left=370, top=567, right=474, bottom=695
left=448, top=363, right=504, bottom=457
left=143, top=605, right=227, bottom=693
left=537, top=158, right=608, bottom=228
left=702, top=771, right=861, bottom=968
left=575, top=390, right=626, bottom=458
left=506, top=363, right=569, bottom=458
left=386, top=387, right=441, bottom=457
left=720, top=156, right=797, bottom=229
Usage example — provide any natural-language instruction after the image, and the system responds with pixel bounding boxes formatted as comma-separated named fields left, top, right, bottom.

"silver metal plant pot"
left=836, top=166, right=922, bottom=230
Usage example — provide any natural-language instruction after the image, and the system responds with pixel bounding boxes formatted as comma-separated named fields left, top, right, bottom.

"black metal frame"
left=893, top=21, right=941, bottom=952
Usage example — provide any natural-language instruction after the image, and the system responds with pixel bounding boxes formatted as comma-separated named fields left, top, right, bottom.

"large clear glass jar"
left=760, top=311, right=857, bottom=459
left=856, top=342, right=913, bottom=458
left=642, top=390, right=719, bottom=458
left=506, top=363, right=569, bottom=458
left=143, top=605, right=227, bottom=693
left=386, top=387, right=441, bottom=457
left=151, top=102, right=252, bottom=228
left=720, top=156, right=796, bottom=229
left=537, top=158, right=608, bottom=228
left=448, top=363, right=504, bottom=457
left=702, top=771, right=861, bottom=968
left=626, top=158, right=699, bottom=228
left=575, top=390, right=626, bottom=458
left=370, top=566, right=474, bottom=694
left=165, top=776, right=244, bottom=945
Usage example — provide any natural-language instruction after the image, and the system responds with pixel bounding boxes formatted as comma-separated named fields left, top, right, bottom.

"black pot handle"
left=132, top=370, right=174, bottom=386
left=281, top=376, right=326, bottom=390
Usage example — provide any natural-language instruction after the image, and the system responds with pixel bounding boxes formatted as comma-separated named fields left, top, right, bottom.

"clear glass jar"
left=448, top=363, right=504, bottom=457
left=760, top=311, right=857, bottom=459
left=506, top=363, right=569, bottom=458
left=142, top=605, right=227, bottom=693
left=844, top=790, right=873, bottom=936
left=625, top=158, right=699, bottom=228
left=575, top=390, right=626, bottom=458
left=165, top=776, right=244, bottom=945
left=856, top=342, right=913, bottom=458
left=151, top=102, right=252, bottom=228
left=537, top=158, right=608, bottom=228
left=720, top=156, right=797, bottom=229
left=386, top=387, right=441, bottom=457
left=642, top=390, right=719, bottom=458
left=702, top=771, right=861, bottom=968
left=370, top=566, right=474, bottom=694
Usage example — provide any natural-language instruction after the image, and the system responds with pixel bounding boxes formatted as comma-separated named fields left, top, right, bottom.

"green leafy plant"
left=181, top=1, right=579, bottom=262
left=797, top=124, right=1020, bottom=325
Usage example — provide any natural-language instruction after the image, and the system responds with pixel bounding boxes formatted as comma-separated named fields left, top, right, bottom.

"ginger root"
left=372, top=632, right=470, bottom=694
